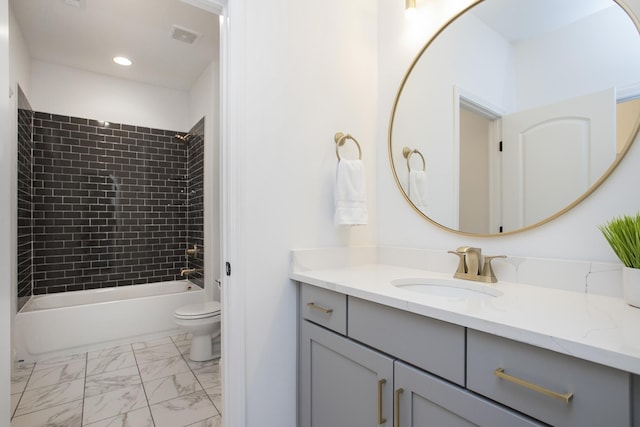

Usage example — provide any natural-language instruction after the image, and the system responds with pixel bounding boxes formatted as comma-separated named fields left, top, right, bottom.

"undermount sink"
left=391, top=277, right=503, bottom=299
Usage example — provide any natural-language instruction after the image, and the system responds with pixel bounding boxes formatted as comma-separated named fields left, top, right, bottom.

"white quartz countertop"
left=291, top=264, right=640, bottom=375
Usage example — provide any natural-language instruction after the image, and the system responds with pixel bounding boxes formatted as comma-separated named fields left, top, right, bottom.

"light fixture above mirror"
left=389, top=0, right=640, bottom=236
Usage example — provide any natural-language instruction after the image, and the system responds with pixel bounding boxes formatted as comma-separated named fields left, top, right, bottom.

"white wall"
left=1, top=0, right=12, bottom=422
left=515, top=5, right=640, bottom=110
left=391, top=8, right=513, bottom=229
left=240, top=0, right=377, bottom=424
left=30, top=61, right=191, bottom=131
left=9, top=8, right=30, bottom=99
left=377, top=0, right=640, bottom=262
left=189, top=60, right=221, bottom=300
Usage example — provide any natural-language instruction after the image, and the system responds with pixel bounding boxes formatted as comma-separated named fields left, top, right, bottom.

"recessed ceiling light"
left=113, top=56, right=132, bottom=66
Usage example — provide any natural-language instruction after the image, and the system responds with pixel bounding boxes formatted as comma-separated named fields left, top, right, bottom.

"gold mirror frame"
left=388, top=0, right=640, bottom=237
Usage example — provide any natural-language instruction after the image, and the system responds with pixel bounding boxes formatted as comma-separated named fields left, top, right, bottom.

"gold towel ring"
left=402, top=147, right=426, bottom=172
left=335, top=132, right=362, bottom=160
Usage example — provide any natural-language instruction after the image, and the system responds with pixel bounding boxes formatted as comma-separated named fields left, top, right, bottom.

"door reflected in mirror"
left=389, top=0, right=640, bottom=235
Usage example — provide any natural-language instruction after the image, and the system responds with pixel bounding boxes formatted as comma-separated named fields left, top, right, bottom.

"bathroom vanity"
left=292, top=249, right=640, bottom=427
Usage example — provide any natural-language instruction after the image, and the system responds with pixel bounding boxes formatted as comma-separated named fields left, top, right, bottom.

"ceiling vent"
left=169, top=25, right=201, bottom=45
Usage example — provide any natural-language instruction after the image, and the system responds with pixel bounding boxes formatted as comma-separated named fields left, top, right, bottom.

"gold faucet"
left=180, top=267, right=197, bottom=277
left=447, top=246, right=505, bottom=283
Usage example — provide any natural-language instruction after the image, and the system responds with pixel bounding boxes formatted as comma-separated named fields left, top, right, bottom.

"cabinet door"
left=395, top=361, right=543, bottom=427
left=300, top=320, right=394, bottom=427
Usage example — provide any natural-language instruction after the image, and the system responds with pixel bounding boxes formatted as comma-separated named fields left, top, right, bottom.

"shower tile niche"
left=24, top=112, right=205, bottom=295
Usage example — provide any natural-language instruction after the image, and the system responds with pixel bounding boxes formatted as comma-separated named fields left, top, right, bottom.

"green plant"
left=599, top=213, right=640, bottom=269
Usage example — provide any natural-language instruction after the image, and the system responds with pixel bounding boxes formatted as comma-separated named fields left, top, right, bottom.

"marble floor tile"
left=138, top=355, right=191, bottom=383
left=85, top=366, right=142, bottom=398
left=185, top=357, right=218, bottom=371
left=132, top=336, right=174, bottom=350
left=34, top=353, right=86, bottom=370
left=170, top=332, right=192, bottom=347
left=205, top=386, right=222, bottom=415
left=25, top=359, right=86, bottom=391
left=82, top=383, right=148, bottom=425
left=144, top=370, right=203, bottom=405
left=10, top=393, right=20, bottom=416
left=11, top=363, right=35, bottom=395
left=134, top=342, right=181, bottom=364
left=10, top=333, right=225, bottom=427
left=15, top=378, right=84, bottom=417
left=10, top=399, right=83, bottom=427
left=192, top=364, right=221, bottom=390
left=185, top=415, right=223, bottom=427
left=177, top=344, right=191, bottom=356
left=83, top=406, right=154, bottom=427
left=11, top=362, right=35, bottom=381
left=11, top=380, right=28, bottom=395
left=87, top=351, right=137, bottom=377
left=88, top=344, right=133, bottom=360
left=149, top=390, right=218, bottom=427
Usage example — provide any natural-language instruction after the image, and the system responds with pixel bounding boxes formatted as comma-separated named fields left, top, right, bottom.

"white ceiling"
left=10, top=0, right=220, bottom=91
left=471, top=0, right=615, bottom=43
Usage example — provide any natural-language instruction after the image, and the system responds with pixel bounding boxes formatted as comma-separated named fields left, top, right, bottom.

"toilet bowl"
left=174, top=300, right=221, bottom=362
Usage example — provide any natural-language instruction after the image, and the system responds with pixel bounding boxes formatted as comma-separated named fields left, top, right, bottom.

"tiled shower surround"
left=21, top=112, right=205, bottom=295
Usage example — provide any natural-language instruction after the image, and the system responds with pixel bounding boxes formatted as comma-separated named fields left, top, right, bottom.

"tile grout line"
left=132, top=343, right=157, bottom=427
left=174, top=336, right=222, bottom=418
left=80, top=351, right=87, bottom=426
left=10, top=362, right=35, bottom=421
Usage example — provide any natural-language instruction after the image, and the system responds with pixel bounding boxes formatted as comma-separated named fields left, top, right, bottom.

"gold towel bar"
left=402, top=147, right=426, bottom=172
left=335, top=132, right=362, bottom=160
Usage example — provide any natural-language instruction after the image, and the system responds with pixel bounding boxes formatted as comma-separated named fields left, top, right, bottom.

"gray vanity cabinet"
left=394, top=361, right=541, bottom=427
left=298, top=283, right=635, bottom=426
left=300, top=320, right=394, bottom=427
left=467, top=329, right=632, bottom=427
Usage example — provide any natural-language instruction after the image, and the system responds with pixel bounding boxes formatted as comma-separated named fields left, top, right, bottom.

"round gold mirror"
left=389, top=0, right=640, bottom=236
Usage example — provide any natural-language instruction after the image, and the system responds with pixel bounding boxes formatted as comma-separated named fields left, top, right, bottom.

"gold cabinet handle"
left=494, top=368, right=573, bottom=403
left=394, top=388, right=404, bottom=427
left=377, top=379, right=386, bottom=424
left=306, top=302, right=333, bottom=315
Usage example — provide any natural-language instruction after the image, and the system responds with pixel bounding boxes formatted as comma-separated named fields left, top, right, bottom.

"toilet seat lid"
left=175, top=301, right=221, bottom=318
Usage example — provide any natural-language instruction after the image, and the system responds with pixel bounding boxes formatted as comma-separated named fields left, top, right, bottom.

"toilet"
left=174, top=300, right=221, bottom=362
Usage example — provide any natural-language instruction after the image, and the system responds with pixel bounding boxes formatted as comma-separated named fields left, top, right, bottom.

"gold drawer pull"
left=494, top=368, right=573, bottom=403
left=394, top=388, right=404, bottom=427
left=377, top=379, right=386, bottom=424
left=306, top=302, right=333, bottom=315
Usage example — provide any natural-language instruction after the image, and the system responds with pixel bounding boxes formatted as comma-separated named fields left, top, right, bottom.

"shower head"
left=175, top=133, right=193, bottom=143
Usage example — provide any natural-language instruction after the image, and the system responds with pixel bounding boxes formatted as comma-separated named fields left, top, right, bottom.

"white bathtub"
left=14, top=280, right=205, bottom=362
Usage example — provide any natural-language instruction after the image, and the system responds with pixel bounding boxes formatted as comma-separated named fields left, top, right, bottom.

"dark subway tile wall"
left=187, top=118, right=205, bottom=288
left=30, top=112, right=205, bottom=294
left=17, top=87, right=34, bottom=310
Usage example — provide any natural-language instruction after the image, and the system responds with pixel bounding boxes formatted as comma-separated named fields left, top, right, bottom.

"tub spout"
left=180, top=268, right=197, bottom=277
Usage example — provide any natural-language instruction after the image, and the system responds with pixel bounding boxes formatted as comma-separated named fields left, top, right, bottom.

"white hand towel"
left=408, top=169, right=429, bottom=212
left=334, top=159, right=368, bottom=227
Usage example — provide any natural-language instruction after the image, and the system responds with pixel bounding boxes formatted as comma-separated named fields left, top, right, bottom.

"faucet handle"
left=448, top=250, right=467, bottom=274
left=456, top=246, right=481, bottom=254
left=481, top=255, right=506, bottom=283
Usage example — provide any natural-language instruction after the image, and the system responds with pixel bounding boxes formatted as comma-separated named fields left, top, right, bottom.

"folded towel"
left=408, top=169, right=429, bottom=212
left=334, top=159, right=368, bottom=227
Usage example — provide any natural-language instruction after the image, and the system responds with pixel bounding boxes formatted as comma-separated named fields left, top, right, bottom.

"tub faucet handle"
left=185, top=245, right=199, bottom=256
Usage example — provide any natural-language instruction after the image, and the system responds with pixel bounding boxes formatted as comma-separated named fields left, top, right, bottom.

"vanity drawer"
left=300, top=284, right=347, bottom=334
left=348, top=297, right=465, bottom=386
left=467, top=329, right=631, bottom=427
